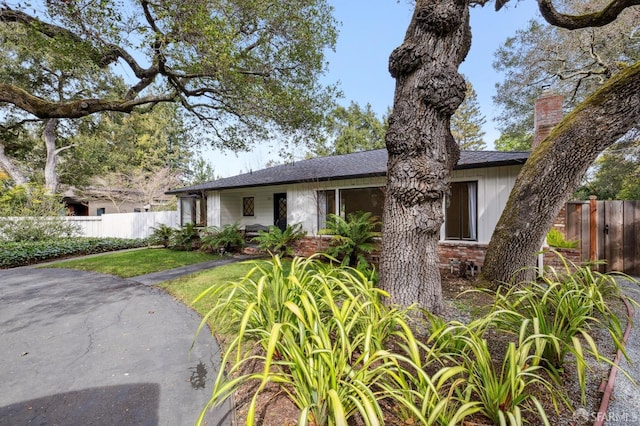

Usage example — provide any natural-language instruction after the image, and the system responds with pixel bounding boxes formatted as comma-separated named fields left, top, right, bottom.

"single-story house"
left=167, top=149, right=529, bottom=269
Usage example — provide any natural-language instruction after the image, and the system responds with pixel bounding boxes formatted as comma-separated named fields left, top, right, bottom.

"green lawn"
left=156, top=260, right=259, bottom=318
left=44, top=248, right=221, bottom=278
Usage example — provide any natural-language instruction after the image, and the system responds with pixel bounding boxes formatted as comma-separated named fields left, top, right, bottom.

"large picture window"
left=445, top=181, right=477, bottom=241
left=180, top=194, right=206, bottom=227
left=340, top=187, right=385, bottom=231
left=317, top=187, right=385, bottom=231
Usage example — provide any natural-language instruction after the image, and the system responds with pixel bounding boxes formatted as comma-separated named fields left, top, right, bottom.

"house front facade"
left=167, top=149, right=529, bottom=270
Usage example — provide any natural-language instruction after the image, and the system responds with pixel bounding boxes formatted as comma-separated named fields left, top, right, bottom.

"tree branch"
left=0, top=7, right=84, bottom=43
left=537, top=0, right=640, bottom=29
left=0, top=83, right=177, bottom=119
left=1, top=6, right=156, bottom=88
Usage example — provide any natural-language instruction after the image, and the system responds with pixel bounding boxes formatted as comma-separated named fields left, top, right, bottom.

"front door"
left=274, top=193, right=287, bottom=232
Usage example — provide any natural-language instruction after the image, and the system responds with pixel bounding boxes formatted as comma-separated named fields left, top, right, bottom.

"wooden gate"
left=566, top=200, right=640, bottom=275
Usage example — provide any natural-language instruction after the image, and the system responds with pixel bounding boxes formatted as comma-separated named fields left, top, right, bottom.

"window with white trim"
left=180, top=195, right=206, bottom=227
left=317, top=190, right=336, bottom=230
left=317, top=187, right=385, bottom=231
left=445, top=181, right=477, bottom=241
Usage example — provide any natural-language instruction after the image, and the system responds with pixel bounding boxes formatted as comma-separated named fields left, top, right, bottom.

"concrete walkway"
left=0, top=255, right=256, bottom=426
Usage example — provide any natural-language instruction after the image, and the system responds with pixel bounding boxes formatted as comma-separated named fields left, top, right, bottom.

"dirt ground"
left=226, top=272, right=621, bottom=425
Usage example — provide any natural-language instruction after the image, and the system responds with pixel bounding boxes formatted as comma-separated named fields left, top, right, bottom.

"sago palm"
left=321, top=211, right=380, bottom=267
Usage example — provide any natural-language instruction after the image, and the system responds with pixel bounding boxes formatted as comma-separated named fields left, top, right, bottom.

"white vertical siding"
left=207, top=166, right=521, bottom=241
left=445, top=165, right=521, bottom=244
left=289, top=184, right=318, bottom=234
left=220, top=186, right=289, bottom=228
left=290, top=177, right=387, bottom=234
left=216, top=180, right=392, bottom=233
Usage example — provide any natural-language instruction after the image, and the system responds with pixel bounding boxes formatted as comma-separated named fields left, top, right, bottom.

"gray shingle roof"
left=167, top=149, right=529, bottom=194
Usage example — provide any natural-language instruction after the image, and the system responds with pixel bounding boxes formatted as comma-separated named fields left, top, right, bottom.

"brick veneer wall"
left=542, top=247, right=582, bottom=271
left=534, top=91, right=563, bottom=148
left=292, top=237, right=491, bottom=271
left=246, top=236, right=583, bottom=275
left=552, top=204, right=567, bottom=235
left=292, top=235, right=333, bottom=258
left=437, top=242, right=488, bottom=270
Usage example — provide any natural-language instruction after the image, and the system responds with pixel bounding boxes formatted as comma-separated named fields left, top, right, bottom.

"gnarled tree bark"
left=379, top=0, right=471, bottom=313
left=482, top=61, right=640, bottom=285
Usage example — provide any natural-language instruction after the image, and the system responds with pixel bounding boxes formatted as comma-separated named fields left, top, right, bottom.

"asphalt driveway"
left=0, top=267, right=232, bottom=426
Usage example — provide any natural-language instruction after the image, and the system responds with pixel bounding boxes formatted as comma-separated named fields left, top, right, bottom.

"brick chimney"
left=533, top=89, right=563, bottom=149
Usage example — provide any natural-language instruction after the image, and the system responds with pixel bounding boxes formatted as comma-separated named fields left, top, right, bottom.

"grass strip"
left=45, top=248, right=220, bottom=278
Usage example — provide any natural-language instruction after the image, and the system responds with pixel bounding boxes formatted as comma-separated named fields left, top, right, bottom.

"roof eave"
left=166, top=171, right=387, bottom=195
left=454, top=159, right=528, bottom=170
left=166, top=155, right=528, bottom=195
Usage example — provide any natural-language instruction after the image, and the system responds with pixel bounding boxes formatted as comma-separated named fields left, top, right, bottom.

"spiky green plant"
left=148, top=224, right=174, bottom=248
left=251, top=223, right=306, bottom=256
left=379, top=318, right=482, bottom=425
left=423, top=313, right=490, bottom=364
left=320, top=211, right=380, bottom=267
left=546, top=228, right=579, bottom=249
left=200, top=223, right=244, bottom=253
left=170, top=222, right=201, bottom=251
left=195, top=256, right=414, bottom=425
left=490, top=253, right=632, bottom=403
left=461, top=325, right=560, bottom=426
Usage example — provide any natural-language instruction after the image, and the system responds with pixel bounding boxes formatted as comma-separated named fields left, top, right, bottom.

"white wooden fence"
left=17, top=211, right=180, bottom=239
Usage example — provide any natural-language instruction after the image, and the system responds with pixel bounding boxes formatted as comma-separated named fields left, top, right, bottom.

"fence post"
left=589, top=195, right=597, bottom=262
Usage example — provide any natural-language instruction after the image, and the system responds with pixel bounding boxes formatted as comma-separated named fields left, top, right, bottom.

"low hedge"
left=0, top=238, right=148, bottom=268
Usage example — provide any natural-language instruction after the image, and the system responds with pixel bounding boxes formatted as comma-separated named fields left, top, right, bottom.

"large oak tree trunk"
left=379, top=0, right=471, bottom=313
left=482, top=62, right=640, bottom=286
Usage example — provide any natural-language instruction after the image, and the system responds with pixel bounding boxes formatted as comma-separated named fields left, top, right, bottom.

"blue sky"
left=206, top=0, right=542, bottom=177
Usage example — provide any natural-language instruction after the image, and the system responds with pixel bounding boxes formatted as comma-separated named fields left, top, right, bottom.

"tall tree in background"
left=59, top=104, right=193, bottom=187
left=494, top=132, right=532, bottom=151
left=312, top=102, right=387, bottom=156
left=188, top=156, right=218, bottom=185
left=451, top=80, right=486, bottom=150
left=0, top=102, right=193, bottom=194
left=0, top=1, right=338, bottom=151
left=313, top=92, right=486, bottom=158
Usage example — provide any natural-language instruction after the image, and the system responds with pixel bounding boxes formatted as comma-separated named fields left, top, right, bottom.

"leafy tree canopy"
left=494, top=131, right=533, bottom=151
left=1, top=103, right=193, bottom=189
left=312, top=102, right=388, bottom=157
left=188, top=156, right=218, bottom=185
left=0, top=0, right=339, bottom=151
left=575, top=133, right=640, bottom=200
left=492, top=0, right=639, bottom=139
